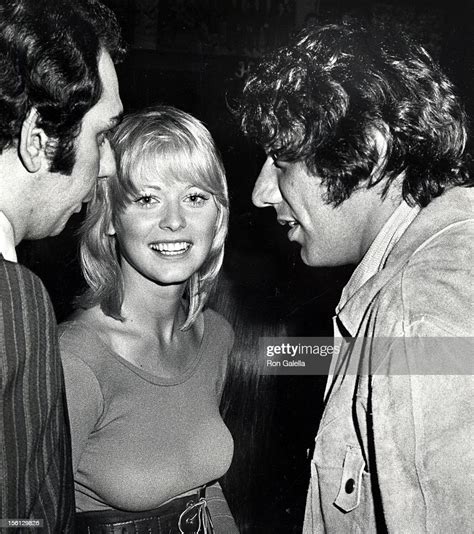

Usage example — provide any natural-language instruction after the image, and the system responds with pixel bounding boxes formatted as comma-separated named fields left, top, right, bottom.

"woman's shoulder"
left=58, top=307, right=111, bottom=367
left=203, top=307, right=234, bottom=348
left=204, top=307, right=233, bottom=334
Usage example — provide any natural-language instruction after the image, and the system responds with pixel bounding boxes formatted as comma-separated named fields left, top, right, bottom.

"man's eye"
left=97, top=132, right=109, bottom=147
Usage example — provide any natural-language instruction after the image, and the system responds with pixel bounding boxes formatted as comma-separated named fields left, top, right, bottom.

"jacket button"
left=345, top=478, right=355, bottom=494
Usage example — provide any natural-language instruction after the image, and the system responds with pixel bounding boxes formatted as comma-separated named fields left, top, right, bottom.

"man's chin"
left=302, top=252, right=358, bottom=268
left=300, top=250, right=312, bottom=266
left=47, top=220, right=68, bottom=238
left=26, top=227, right=62, bottom=240
left=300, top=248, right=348, bottom=268
left=300, top=248, right=321, bottom=267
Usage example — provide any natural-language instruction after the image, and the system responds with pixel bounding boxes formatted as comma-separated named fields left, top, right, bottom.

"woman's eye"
left=135, top=194, right=158, bottom=207
left=185, top=192, right=209, bottom=206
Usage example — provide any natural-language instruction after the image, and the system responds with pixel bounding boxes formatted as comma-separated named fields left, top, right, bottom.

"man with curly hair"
left=0, top=1, right=123, bottom=530
left=239, top=22, right=473, bottom=533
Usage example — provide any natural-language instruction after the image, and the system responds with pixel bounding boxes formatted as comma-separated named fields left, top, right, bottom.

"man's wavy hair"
left=0, top=0, right=125, bottom=174
left=79, top=106, right=229, bottom=331
left=239, top=22, right=470, bottom=207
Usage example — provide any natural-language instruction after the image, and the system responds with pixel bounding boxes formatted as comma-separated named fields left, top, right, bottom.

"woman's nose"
left=158, top=203, right=186, bottom=231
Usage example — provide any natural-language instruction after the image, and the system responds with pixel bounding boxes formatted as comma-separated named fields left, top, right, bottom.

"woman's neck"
left=120, top=274, right=187, bottom=343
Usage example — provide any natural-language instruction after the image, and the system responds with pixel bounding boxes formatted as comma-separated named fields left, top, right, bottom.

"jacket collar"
left=337, top=187, right=474, bottom=336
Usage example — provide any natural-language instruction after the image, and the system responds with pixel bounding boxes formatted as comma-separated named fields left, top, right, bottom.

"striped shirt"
left=1, top=256, right=74, bottom=532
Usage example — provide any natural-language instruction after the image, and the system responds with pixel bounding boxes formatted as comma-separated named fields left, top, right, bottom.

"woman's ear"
left=19, top=108, right=50, bottom=173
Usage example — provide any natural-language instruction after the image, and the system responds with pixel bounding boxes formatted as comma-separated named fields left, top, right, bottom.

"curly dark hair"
left=239, top=22, right=471, bottom=207
left=0, top=0, right=125, bottom=174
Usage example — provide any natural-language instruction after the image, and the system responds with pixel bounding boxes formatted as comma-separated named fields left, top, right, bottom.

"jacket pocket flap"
left=334, top=445, right=365, bottom=513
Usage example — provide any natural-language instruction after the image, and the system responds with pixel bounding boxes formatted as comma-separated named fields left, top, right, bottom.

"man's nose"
left=159, top=203, right=186, bottom=231
left=98, top=138, right=116, bottom=180
left=252, top=157, right=283, bottom=208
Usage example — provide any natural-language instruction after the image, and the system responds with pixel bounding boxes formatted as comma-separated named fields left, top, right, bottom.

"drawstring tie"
left=178, top=497, right=214, bottom=533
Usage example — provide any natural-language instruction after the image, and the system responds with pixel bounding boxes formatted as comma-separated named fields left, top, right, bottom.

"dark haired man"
left=240, top=22, right=473, bottom=533
left=0, top=0, right=123, bottom=530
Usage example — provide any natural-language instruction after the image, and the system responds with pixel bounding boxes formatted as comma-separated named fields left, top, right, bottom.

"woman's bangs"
left=138, top=144, right=222, bottom=195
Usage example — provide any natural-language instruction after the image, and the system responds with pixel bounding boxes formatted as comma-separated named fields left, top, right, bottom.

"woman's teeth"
left=150, top=242, right=191, bottom=255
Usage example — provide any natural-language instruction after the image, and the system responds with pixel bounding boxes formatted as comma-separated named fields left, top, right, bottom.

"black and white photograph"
left=1, top=1, right=472, bottom=532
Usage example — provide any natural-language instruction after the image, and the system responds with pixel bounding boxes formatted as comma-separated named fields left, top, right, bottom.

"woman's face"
left=110, top=170, right=219, bottom=288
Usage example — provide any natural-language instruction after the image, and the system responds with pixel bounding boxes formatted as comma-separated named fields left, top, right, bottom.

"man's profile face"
left=29, top=50, right=123, bottom=239
left=252, top=157, right=378, bottom=266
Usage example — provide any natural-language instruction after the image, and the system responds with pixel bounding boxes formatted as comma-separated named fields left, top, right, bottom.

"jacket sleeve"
left=370, top=319, right=474, bottom=533
left=1, top=261, right=75, bottom=530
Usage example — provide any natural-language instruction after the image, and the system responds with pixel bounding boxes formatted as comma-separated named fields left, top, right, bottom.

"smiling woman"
left=111, top=176, right=219, bottom=291
left=58, top=107, right=237, bottom=533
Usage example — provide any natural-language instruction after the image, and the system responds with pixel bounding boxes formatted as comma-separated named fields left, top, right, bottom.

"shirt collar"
left=0, top=211, right=18, bottom=263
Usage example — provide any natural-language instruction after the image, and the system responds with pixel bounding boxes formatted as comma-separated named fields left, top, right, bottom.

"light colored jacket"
left=304, top=187, right=474, bottom=533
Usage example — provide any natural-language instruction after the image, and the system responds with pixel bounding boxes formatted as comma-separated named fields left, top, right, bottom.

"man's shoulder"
left=0, top=256, right=53, bottom=313
left=380, top=208, right=473, bottom=336
left=0, top=259, right=59, bottom=370
left=395, top=186, right=473, bottom=257
left=403, top=223, right=471, bottom=333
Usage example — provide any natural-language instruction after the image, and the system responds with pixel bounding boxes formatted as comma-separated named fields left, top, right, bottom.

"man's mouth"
left=149, top=241, right=192, bottom=256
left=277, top=218, right=300, bottom=239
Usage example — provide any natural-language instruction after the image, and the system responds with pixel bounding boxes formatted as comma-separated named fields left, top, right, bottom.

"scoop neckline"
left=70, top=309, right=210, bottom=386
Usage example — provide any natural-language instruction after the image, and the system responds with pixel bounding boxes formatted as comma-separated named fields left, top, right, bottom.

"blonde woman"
left=60, top=107, right=237, bottom=533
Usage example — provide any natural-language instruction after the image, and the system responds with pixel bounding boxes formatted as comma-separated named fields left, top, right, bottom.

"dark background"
left=19, top=1, right=472, bottom=532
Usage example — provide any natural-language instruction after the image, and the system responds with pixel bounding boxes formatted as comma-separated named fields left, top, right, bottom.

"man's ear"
left=19, top=108, right=50, bottom=173
left=368, top=128, right=389, bottom=185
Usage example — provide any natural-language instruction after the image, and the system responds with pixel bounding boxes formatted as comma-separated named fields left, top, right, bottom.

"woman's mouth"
left=149, top=241, right=192, bottom=256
